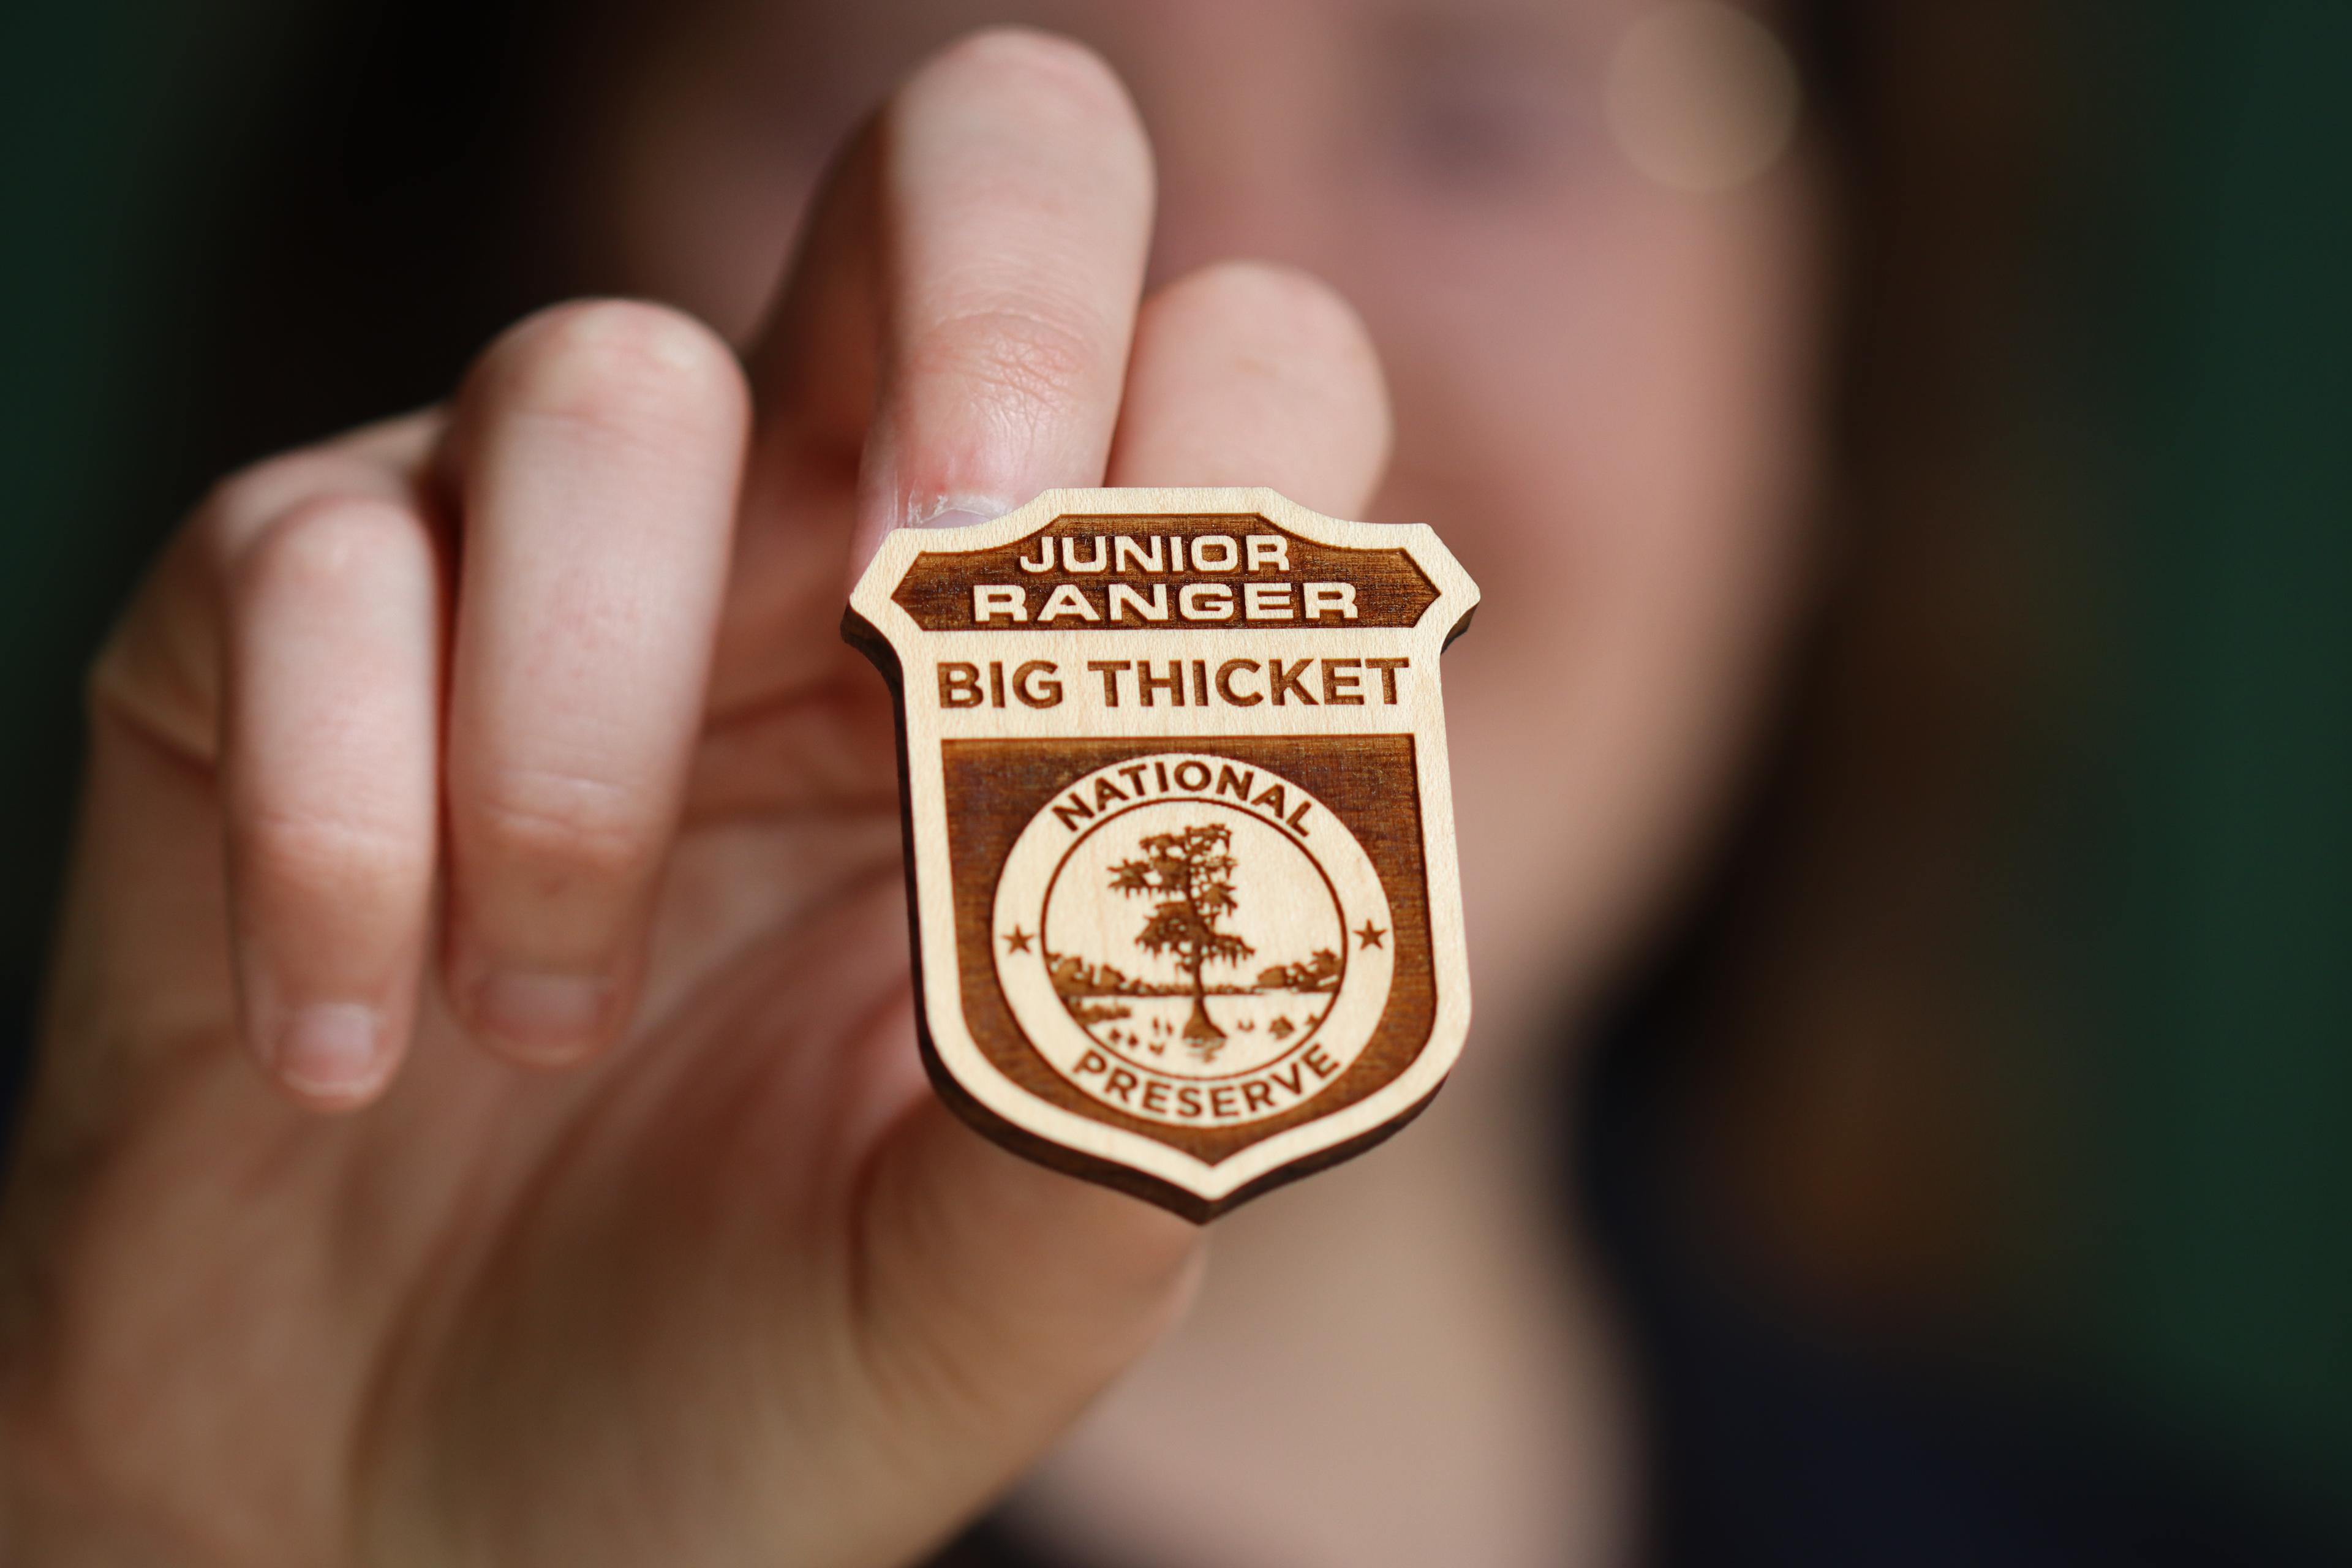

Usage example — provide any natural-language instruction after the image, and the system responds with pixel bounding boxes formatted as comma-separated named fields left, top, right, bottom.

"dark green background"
left=2, top=0, right=2346, bottom=1537
left=2032, top=0, right=2352, bottom=1520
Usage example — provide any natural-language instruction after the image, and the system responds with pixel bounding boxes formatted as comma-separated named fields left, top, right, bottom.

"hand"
left=0, top=31, right=1389, bottom=1566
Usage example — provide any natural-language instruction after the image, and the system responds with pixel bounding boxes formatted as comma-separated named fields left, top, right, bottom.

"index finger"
left=747, top=28, right=1155, bottom=585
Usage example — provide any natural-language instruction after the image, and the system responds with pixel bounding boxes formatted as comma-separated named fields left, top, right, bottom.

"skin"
left=596, top=7, right=1821, bottom=1564
left=0, top=5, right=1820, bottom=1566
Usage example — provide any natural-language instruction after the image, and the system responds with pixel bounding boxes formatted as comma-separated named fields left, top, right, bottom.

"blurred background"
left=2, top=1, right=2348, bottom=1563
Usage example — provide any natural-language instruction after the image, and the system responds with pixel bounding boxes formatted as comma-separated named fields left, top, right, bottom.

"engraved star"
left=1002, top=926, right=1034, bottom=953
left=1355, top=920, right=1387, bottom=949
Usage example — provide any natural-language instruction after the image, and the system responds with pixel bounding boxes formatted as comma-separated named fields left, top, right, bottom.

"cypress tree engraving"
left=1107, top=823, right=1255, bottom=1056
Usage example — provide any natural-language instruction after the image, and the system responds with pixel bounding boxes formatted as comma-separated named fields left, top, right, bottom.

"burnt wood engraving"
left=845, top=488, right=1479, bottom=1220
left=889, top=513, right=1442, bottom=631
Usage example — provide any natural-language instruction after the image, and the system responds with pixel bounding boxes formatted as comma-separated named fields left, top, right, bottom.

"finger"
left=220, top=495, right=443, bottom=1107
left=741, top=26, right=1154, bottom=594
left=439, top=300, right=750, bottom=1065
left=1107, top=260, right=1393, bottom=514
left=704, top=28, right=1154, bottom=776
left=84, top=417, right=441, bottom=1107
left=854, top=28, right=1154, bottom=564
left=92, top=415, right=440, bottom=772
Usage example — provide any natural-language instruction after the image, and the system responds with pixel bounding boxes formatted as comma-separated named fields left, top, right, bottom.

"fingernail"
left=905, top=494, right=1014, bottom=532
left=277, top=1003, right=386, bottom=1099
left=472, top=969, right=614, bottom=1057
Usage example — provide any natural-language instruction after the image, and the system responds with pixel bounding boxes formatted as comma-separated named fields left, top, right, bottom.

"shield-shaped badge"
left=844, top=488, right=1479, bottom=1219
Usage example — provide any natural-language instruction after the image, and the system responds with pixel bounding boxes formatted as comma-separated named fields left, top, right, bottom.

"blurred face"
left=594, top=0, right=1822, bottom=1061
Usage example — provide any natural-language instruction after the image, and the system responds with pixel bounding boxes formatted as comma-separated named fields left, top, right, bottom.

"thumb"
left=851, top=1090, right=1204, bottom=1523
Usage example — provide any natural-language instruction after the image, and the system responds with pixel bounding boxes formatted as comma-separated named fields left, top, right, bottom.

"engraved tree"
left=1108, top=823, right=1255, bottom=1054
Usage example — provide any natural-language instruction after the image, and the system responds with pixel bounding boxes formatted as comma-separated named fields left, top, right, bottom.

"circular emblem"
left=993, top=753, right=1395, bottom=1129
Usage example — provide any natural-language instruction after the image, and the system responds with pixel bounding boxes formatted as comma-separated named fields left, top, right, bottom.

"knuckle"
left=484, top=298, right=745, bottom=443
left=233, top=493, right=423, bottom=604
left=1163, top=262, right=1382, bottom=387
left=911, top=303, right=1108, bottom=423
left=1194, top=261, right=1371, bottom=351
left=198, top=450, right=385, bottom=555
left=464, top=769, right=663, bottom=883
left=1153, top=261, right=1390, bottom=443
left=240, top=809, right=428, bottom=905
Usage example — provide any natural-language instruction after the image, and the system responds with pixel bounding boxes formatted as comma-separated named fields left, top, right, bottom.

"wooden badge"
left=844, top=488, right=1479, bottom=1219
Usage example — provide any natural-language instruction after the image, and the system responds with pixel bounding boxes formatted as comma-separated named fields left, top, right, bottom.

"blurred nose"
left=1150, top=135, right=1321, bottom=284
left=1150, top=145, right=1330, bottom=288
left=1133, top=9, right=1338, bottom=288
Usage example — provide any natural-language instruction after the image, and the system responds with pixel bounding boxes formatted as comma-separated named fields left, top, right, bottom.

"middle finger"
left=699, top=28, right=1157, bottom=799
left=738, top=26, right=1156, bottom=627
